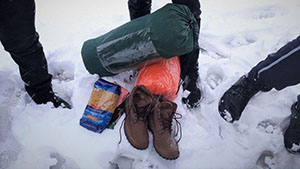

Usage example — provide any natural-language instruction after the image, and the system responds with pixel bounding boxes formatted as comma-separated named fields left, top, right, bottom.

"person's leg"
left=0, top=0, right=71, bottom=108
left=128, top=0, right=152, bottom=20
left=173, top=0, right=201, bottom=85
left=174, top=0, right=202, bottom=108
left=0, top=0, right=52, bottom=104
left=219, top=36, right=300, bottom=122
left=180, top=47, right=202, bottom=108
left=284, top=94, right=300, bottom=154
left=248, top=37, right=300, bottom=154
left=248, top=35, right=300, bottom=90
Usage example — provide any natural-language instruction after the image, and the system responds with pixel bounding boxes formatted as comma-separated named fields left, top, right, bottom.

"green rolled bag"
left=81, top=3, right=199, bottom=77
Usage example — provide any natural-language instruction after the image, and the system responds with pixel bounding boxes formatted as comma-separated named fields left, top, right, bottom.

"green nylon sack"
left=81, top=3, right=199, bottom=77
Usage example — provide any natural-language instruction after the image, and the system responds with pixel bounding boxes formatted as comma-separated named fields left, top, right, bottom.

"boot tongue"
left=160, top=102, right=174, bottom=119
left=132, top=90, right=152, bottom=120
left=133, top=91, right=152, bottom=108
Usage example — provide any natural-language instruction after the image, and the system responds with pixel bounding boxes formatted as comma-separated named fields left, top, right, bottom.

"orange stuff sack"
left=136, top=57, right=181, bottom=100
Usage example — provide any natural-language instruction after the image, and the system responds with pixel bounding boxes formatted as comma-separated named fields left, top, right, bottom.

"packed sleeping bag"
left=81, top=3, right=199, bottom=77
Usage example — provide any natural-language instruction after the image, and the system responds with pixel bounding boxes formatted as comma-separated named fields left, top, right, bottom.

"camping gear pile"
left=80, top=3, right=199, bottom=160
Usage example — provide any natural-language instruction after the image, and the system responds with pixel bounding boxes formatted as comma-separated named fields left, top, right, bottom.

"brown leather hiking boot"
left=124, top=85, right=153, bottom=150
left=149, top=96, right=181, bottom=160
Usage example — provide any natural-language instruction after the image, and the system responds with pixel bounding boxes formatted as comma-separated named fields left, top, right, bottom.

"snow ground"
left=0, top=0, right=300, bottom=169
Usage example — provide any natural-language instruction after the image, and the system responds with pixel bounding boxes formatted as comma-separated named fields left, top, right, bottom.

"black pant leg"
left=180, top=47, right=200, bottom=91
left=248, top=36, right=300, bottom=91
left=174, top=0, right=201, bottom=91
left=128, top=0, right=152, bottom=20
left=0, top=0, right=53, bottom=104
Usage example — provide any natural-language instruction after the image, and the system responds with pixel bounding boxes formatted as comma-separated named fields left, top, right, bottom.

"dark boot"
left=284, top=99, right=300, bottom=154
left=218, top=75, right=260, bottom=123
left=124, top=85, right=153, bottom=150
left=149, top=95, right=180, bottom=160
left=47, top=92, right=72, bottom=109
left=38, top=91, right=72, bottom=109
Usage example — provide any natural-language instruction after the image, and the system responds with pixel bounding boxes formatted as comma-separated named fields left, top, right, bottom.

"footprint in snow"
left=257, top=120, right=278, bottom=134
left=224, top=33, right=257, bottom=48
left=205, top=65, right=224, bottom=90
left=49, top=152, right=80, bottom=169
left=256, top=150, right=276, bottom=169
left=0, top=150, right=18, bottom=169
left=109, top=155, right=157, bottom=169
left=251, top=5, right=288, bottom=20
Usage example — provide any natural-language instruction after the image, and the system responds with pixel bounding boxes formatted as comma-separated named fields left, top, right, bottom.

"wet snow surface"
left=0, top=0, right=300, bottom=168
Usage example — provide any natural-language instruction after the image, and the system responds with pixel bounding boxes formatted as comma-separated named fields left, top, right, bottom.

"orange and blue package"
left=80, top=79, right=120, bottom=133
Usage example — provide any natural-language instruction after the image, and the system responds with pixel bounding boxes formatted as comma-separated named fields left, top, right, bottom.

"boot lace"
left=158, top=109, right=183, bottom=143
left=134, top=104, right=152, bottom=121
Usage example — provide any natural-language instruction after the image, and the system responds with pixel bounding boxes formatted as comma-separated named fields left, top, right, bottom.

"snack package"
left=80, top=79, right=120, bottom=133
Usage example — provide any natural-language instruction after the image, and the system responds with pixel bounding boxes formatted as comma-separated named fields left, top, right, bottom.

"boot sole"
left=148, top=127, right=179, bottom=160
left=286, top=148, right=300, bottom=155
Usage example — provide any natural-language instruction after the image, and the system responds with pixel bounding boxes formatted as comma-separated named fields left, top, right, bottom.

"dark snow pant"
left=128, top=0, right=201, bottom=91
left=0, top=0, right=53, bottom=104
left=248, top=35, right=300, bottom=91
